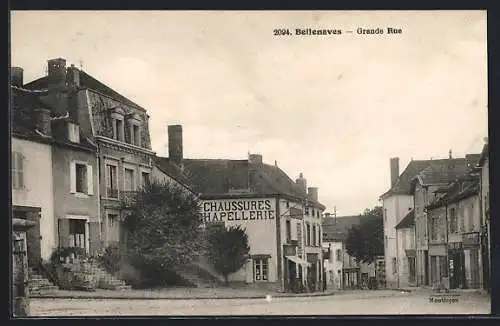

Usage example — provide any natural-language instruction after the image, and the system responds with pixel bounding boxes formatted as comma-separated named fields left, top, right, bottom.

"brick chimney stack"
left=296, top=173, right=307, bottom=194
left=168, top=125, right=183, bottom=170
left=47, top=58, right=67, bottom=91
left=308, top=187, right=318, bottom=202
left=390, top=157, right=399, bottom=187
left=11, top=67, right=24, bottom=87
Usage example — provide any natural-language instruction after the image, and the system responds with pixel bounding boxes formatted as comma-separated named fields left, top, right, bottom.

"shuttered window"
left=11, top=151, right=24, bottom=188
left=70, top=161, right=94, bottom=195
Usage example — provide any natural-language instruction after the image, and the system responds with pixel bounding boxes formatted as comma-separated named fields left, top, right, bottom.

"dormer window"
left=68, top=122, right=80, bottom=143
left=126, top=113, right=141, bottom=147
left=110, top=107, right=125, bottom=142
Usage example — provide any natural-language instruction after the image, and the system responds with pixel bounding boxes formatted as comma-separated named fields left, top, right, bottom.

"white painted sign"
left=201, top=198, right=276, bottom=223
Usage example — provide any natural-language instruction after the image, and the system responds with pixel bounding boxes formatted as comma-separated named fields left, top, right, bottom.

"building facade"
left=12, top=134, right=55, bottom=264
left=380, top=158, right=430, bottom=289
left=395, top=210, right=416, bottom=288
left=477, top=142, right=490, bottom=291
left=24, top=58, right=157, bottom=251
left=322, top=239, right=343, bottom=290
left=410, top=154, right=480, bottom=287
left=161, top=125, right=325, bottom=292
left=425, top=171, right=483, bottom=289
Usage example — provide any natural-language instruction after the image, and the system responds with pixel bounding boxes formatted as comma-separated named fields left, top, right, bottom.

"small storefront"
left=343, top=267, right=360, bottom=289
left=448, top=242, right=466, bottom=289
left=463, top=232, right=481, bottom=289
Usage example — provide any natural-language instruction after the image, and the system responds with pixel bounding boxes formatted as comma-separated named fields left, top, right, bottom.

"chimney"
left=168, top=125, right=183, bottom=169
left=248, top=153, right=263, bottom=164
left=11, top=67, right=24, bottom=87
left=34, top=109, right=52, bottom=136
left=308, top=187, right=318, bottom=202
left=390, top=157, right=399, bottom=187
left=296, top=173, right=307, bottom=193
left=47, top=58, right=67, bottom=90
left=66, top=64, right=80, bottom=87
left=449, top=149, right=453, bottom=159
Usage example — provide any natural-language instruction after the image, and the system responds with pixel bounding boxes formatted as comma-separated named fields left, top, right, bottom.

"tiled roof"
left=322, top=215, right=365, bottom=242
left=416, top=156, right=479, bottom=186
left=395, top=209, right=414, bottom=229
left=426, top=172, right=480, bottom=209
left=183, top=158, right=325, bottom=209
left=382, top=155, right=481, bottom=199
left=154, top=157, right=195, bottom=191
left=11, top=85, right=95, bottom=151
left=23, top=69, right=146, bottom=111
left=183, top=159, right=250, bottom=194
left=380, top=160, right=432, bottom=198
left=478, top=143, right=489, bottom=167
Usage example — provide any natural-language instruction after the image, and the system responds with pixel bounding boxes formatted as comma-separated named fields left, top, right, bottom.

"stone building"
left=394, top=209, right=416, bottom=288
left=477, top=141, right=490, bottom=291
left=11, top=82, right=56, bottom=265
left=426, top=171, right=483, bottom=289
left=380, top=158, right=429, bottom=289
left=159, top=125, right=325, bottom=292
left=409, top=154, right=480, bottom=287
left=322, top=215, right=375, bottom=290
left=23, top=58, right=156, bottom=251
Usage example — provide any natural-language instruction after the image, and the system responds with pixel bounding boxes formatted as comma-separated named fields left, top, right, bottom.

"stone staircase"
left=175, top=264, right=224, bottom=288
left=28, top=268, right=59, bottom=294
left=90, top=265, right=132, bottom=291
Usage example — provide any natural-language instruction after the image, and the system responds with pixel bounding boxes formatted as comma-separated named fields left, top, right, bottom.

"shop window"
left=254, top=258, right=269, bottom=281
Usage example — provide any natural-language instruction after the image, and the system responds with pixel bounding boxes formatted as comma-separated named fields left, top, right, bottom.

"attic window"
left=68, top=123, right=80, bottom=143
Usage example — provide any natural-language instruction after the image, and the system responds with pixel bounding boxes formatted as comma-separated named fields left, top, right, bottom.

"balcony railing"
left=107, top=187, right=118, bottom=199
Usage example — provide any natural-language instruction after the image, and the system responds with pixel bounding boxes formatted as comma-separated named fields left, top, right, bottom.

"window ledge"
left=73, top=192, right=90, bottom=198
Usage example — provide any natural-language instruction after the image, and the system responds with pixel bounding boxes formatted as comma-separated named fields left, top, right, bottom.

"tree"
left=206, top=225, right=251, bottom=285
left=345, top=206, right=384, bottom=264
left=120, top=180, right=204, bottom=287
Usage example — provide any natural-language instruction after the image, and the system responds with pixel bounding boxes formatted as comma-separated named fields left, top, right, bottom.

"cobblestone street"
left=29, top=290, right=490, bottom=316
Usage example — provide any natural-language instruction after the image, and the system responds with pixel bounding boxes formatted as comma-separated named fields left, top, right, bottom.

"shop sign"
left=283, top=244, right=296, bottom=256
left=201, top=198, right=275, bottom=223
left=462, top=232, right=480, bottom=247
left=447, top=242, right=462, bottom=250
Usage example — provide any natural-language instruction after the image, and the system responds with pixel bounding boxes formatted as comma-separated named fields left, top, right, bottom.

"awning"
left=286, top=255, right=311, bottom=267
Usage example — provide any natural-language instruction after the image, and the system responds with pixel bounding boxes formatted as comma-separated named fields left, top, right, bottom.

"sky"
left=10, top=11, right=488, bottom=216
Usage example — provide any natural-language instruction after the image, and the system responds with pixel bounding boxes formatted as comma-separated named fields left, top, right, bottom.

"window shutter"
left=58, top=219, right=70, bottom=248
left=18, top=153, right=24, bottom=188
left=87, top=164, right=94, bottom=195
left=70, top=161, right=76, bottom=193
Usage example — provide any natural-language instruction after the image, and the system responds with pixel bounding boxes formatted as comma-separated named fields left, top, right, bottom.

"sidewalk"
left=31, top=287, right=337, bottom=300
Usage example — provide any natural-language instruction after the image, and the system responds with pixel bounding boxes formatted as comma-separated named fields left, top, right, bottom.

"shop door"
left=423, top=251, right=429, bottom=285
left=470, top=248, right=480, bottom=289
left=449, top=252, right=465, bottom=289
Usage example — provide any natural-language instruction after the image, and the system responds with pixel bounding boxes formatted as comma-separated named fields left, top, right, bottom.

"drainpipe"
left=87, top=137, right=102, bottom=253
left=396, top=231, right=400, bottom=289
left=444, top=203, right=449, bottom=289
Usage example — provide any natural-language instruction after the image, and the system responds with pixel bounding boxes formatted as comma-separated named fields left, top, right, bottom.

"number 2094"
left=273, top=29, right=291, bottom=36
